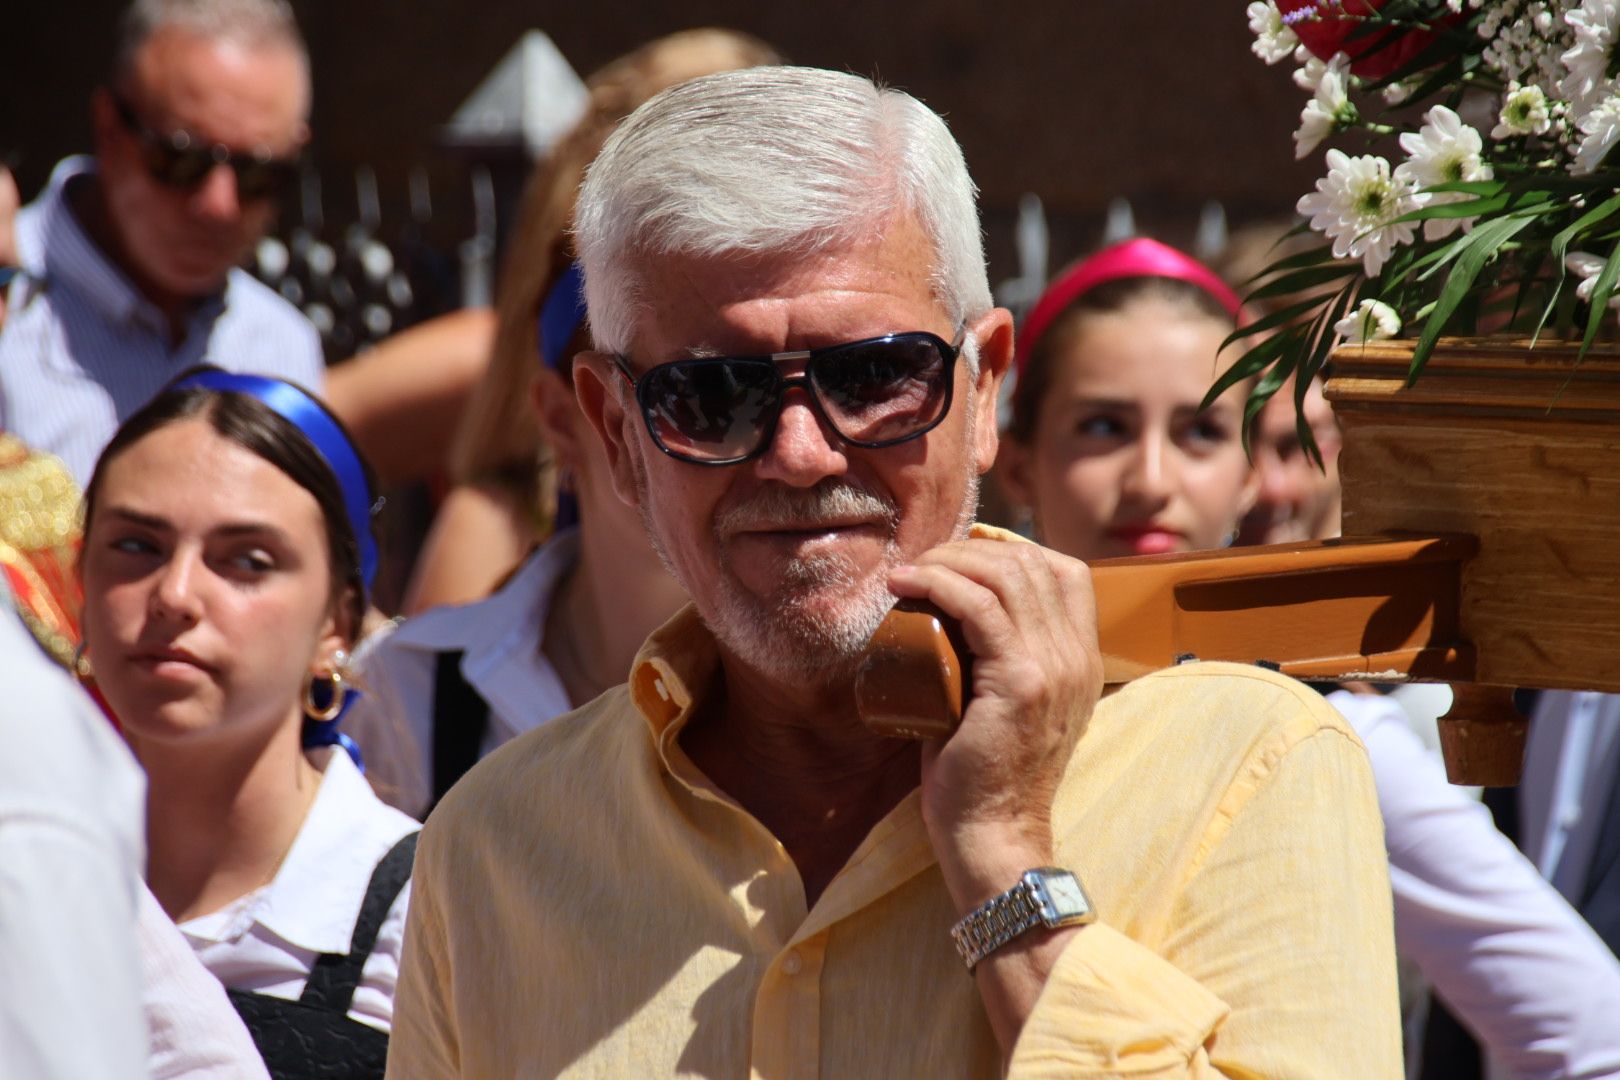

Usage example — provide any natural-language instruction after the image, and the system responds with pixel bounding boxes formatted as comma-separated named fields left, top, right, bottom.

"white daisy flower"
left=1248, top=1, right=1299, bottom=65
left=1562, top=0, right=1620, bottom=115
left=1293, top=47, right=1350, bottom=93
left=1335, top=299, right=1403, bottom=343
left=1493, top=82, right=1554, bottom=138
left=1395, top=105, right=1495, bottom=240
left=1298, top=150, right=1420, bottom=278
left=1566, top=251, right=1620, bottom=307
left=1295, top=56, right=1355, bottom=159
left=1572, top=94, right=1620, bottom=173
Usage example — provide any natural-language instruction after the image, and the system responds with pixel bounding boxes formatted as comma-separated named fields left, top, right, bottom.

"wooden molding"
left=1327, top=338, right=1620, bottom=420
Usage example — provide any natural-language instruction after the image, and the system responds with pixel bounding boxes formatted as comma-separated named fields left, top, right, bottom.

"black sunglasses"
left=111, top=92, right=300, bottom=201
left=615, top=328, right=965, bottom=466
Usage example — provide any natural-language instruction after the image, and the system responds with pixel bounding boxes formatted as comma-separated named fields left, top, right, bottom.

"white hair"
left=115, top=0, right=307, bottom=81
left=573, top=66, right=992, bottom=362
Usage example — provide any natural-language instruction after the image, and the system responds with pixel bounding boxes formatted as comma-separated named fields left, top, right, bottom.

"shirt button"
left=781, top=950, right=803, bottom=976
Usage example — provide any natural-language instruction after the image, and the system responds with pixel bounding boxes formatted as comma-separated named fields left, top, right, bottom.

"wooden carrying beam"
left=1090, top=533, right=1525, bottom=786
left=1092, top=533, right=1476, bottom=684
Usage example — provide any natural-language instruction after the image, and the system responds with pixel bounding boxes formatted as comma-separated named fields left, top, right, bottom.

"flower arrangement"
left=1227, top=0, right=1620, bottom=432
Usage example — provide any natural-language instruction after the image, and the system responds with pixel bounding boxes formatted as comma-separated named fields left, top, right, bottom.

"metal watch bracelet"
left=948, top=867, right=1096, bottom=972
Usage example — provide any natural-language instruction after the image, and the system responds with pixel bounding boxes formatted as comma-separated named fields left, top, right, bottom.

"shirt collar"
left=389, top=529, right=579, bottom=660
left=19, top=155, right=230, bottom=338
left=253, top=749, right=416, bottom=955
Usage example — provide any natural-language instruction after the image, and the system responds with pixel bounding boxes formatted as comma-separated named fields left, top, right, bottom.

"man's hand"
left=887, top=538, right=1103, bottom=1055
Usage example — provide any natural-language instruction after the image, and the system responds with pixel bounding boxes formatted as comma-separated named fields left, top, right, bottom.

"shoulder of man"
left=218, top=268, right=325, bottom=379
left=1101, top=659, right=1357, bottom=743
left=1073, top=661, right=1368, bottom=814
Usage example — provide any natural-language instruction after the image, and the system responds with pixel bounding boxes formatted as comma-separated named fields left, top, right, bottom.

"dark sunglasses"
left=614, top=328, right=965, bottom=466
left=0, top=267, right=20, bottom=290
left=111, top=92, right=300, bottom=201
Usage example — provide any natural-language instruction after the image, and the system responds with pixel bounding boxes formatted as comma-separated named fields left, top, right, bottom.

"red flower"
left=1278, top=0, right=1455, bottom=79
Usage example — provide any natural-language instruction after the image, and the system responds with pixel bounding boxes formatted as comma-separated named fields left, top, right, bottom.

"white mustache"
left=715, top=481, right=899, bottom=534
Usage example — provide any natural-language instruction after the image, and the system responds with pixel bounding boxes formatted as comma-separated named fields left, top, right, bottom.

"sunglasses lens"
left=813, top=335, right=950, bottom=444
left=235, top=160, right=297, bottom=200
left=640, top=359, right=780, bottom=463
left=150, top=144, right=218, bottom=189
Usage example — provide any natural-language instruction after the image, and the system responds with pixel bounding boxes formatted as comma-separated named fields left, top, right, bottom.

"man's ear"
left=968, top=307, right=1015, bottom=477
left=570, top=351, right=642, bottom=508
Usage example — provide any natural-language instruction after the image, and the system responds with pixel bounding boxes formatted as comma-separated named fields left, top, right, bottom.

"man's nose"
left=190, top=162, right=242, bottom=222
left=752, top=389, right=848, bottom=488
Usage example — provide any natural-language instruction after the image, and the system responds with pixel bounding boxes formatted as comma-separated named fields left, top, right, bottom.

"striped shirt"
left=0, top=157, right=324, bottom=484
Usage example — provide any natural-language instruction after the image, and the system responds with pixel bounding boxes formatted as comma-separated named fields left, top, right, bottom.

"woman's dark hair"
left=81, top=379, right=376, bottom=637
left=1009, top=275, right=1237, bottom=442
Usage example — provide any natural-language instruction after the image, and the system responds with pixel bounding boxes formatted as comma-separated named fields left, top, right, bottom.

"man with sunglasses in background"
left=388, top=67, right=1401, bottom=1079
left=0, top=0, right=321, bottom=484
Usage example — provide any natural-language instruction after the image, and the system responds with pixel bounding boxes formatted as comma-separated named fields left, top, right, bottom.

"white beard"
left=629, top=416, right=982, bottom=688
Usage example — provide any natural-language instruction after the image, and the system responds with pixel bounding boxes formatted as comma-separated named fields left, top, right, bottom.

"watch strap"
left=949, top=878, right=1043, bottom=971
left=948, top=867, right=1096, bottom=972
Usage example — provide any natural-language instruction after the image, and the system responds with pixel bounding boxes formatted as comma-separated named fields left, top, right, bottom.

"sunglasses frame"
left=613, top=327, right=966, bottom=467
left=110, top=91, right=300, bottom=201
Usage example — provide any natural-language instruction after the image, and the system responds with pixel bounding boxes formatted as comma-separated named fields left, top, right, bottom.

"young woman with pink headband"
left=997, top=237, right=1257, bottom=559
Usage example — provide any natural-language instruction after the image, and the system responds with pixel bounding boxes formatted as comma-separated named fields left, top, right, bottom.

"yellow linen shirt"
left=389, top=605, right=1400, bottom=1078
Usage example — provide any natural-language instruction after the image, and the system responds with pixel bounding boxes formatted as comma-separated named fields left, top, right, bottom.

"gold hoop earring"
left=302, top=668, right=345, bottom=723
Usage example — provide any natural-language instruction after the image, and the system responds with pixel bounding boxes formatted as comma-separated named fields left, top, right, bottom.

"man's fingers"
left=897, top=539, right=1091, bottom=648
left=887, top=559, right=1022, bottom=665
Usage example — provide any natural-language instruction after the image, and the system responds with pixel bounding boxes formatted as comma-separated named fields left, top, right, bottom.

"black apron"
left=227, top=831, right=419, bottom=1080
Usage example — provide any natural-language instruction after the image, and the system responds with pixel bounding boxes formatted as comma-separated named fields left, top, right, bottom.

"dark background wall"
left=4, top=2, right=1311, bottom=295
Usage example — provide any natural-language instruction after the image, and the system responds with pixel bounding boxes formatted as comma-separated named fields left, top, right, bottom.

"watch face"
left=1030, top=869, right=1093, bottom=923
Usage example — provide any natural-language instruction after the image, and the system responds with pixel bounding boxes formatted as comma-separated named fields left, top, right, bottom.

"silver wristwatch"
left=948, top=867, right=1097, bottom=971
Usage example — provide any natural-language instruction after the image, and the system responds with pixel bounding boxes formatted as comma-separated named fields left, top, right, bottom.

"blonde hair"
left=448, top=29, right=780, bottom=530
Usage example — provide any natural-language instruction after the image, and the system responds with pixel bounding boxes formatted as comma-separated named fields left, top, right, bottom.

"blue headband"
left=171, top=370, right=379, bottom=594
left=537, top=262, right=587, bottom=369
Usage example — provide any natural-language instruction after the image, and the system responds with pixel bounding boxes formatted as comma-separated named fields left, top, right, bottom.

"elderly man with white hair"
left=387, top=67, right=1401, bottom=1078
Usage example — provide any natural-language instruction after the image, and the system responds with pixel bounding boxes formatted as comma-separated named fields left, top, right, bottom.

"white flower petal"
left=1573, top=95, right=1620, bottom=174
left=1297, top=151, right=1419, bottom=279
left=1335, top=300, right=1403, bottom=344
left=1248, top=1, right=1299, bottom=65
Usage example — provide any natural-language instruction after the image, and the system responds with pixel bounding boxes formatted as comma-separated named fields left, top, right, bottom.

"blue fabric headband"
left=170, top=370, right=379, bottom=594
left=537, top=261, right=587, bottom=369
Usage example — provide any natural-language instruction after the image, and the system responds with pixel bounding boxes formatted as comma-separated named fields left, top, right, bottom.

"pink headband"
left=1015, top=238, right=1245, bottom=374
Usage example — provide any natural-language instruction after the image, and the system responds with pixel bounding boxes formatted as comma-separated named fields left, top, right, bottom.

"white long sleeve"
left=0, top=609, right=146, bottom=1079
left=1329, top=690, right=1620, bottom=1080
left=138, top=885, right=270, bottom=1080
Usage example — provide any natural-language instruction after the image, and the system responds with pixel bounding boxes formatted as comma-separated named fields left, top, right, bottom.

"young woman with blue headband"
left=76, top=369, right=417, bottom=1080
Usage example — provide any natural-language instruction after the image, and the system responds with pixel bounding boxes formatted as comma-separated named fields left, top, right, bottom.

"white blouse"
left=180, top=749, right=419, bottom=1033
left=348, top=529, right=579, bottom=818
